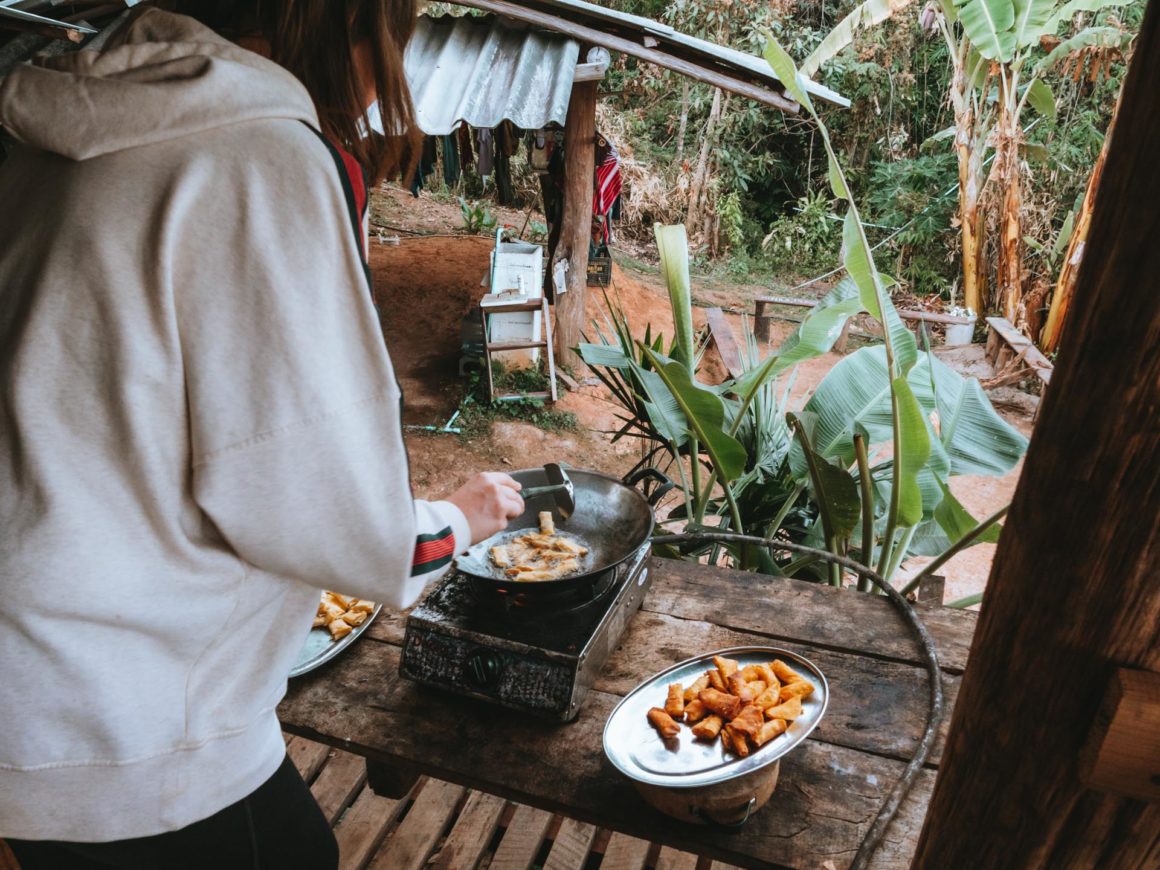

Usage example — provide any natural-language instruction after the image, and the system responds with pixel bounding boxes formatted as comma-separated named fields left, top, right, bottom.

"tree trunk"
left=1040, top=85, right=1122, bottom=353
left=675, top=78, right=690, bottom=168
left=554, top=79, right=597, bottom=372
left=911, top=3, right=1160, bottom=865
left=952, top=57, right=986, bottom=315
left=686, top=86, right=722, bottom=236
left=995, top=80, right=1024, bottom=324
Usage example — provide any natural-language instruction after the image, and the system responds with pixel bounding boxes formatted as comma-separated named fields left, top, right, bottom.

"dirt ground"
left=371, top=184, right=1036, bottom=607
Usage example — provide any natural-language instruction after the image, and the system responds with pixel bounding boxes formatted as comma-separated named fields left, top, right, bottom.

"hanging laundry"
left=475, top=127, right=494, bottom=178
left=593, top=133, right=622, bottom=243
left=441, top=134, right=460, bottom=186
left=409, top=135, right=438, bottom=196
left=457, top=123, right=474, bottom=169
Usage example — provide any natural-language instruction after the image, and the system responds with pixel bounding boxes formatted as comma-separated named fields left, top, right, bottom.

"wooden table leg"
left=366, top=758, right=423, bottom=799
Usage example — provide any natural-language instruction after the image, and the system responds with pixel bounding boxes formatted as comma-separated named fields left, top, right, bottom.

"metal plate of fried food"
left=603, top=646, right=828, bottom=788
left=289, top=603, right=383, bottom=678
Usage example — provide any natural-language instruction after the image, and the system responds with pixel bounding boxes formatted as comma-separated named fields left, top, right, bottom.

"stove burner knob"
left=466, top=649, right=503, bottom=689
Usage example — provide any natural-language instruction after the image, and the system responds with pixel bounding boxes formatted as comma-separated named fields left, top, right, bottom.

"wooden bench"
left=753, top=295, right=851, bottom=351
left=984, top=316, right=1053, bottom=388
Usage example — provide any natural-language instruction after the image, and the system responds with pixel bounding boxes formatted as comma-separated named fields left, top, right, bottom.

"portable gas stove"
left=400, top=542, right=652, bottom=721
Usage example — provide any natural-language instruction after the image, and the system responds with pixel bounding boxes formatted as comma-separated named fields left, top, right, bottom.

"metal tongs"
left=519, top=462, right=575, bottom=519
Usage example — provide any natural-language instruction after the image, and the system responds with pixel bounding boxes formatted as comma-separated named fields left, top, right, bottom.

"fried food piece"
left=691, top=714, right=723, bottom=740
left=771, top=659, right=807, bottom=685
left=724, top=724, right=750, bottom=757
left=664, top=683, right=685, bottom=718
left=490, top=545, right=511, bottom=567
left=728, top=705, right=765, bottom=739
left=764, top=696, right=803, bottom=721
left=319, top=600, right=346, bottom=623
left=753, top=718, right=788, bottom=747
left=327, top=619, right=353, bottom=640
left=739, top=664, right=764, bottom=682
left=778, top=680, right=814, bottom=702
left=340, top=610, right=368, bottom=627
left=647, top=707, right=681, bottom=739
left=707, top=669, right=727, bottom=691
left=684, top=674, right=710, bottom=702
left=736, top=683, right=760, bottom=704
left=756, top=663, right=778, bottom=686
left=538, top=511, right=555, bottom=535
left=713, top=655, right=739, bottom=681
left=727, top=673, right=749, bottom=696
left=311, top=615, right=327, bottom=629
left=347, top=599, right=375, bottom=614
left=324, top=592, right=353, bottom=610
left=699, top=688, right=742, bottom=720
left=753, top=685, right=781, bottom=710
left=718, top=723, right=736, bottom=754
left=683, top=699, right=707, bottom=723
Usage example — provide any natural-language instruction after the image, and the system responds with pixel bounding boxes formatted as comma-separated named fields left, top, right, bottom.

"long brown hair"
left=175, top=1, right=420, bottom=183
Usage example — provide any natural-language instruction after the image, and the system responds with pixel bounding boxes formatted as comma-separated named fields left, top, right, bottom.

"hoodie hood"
left=0, top=8, right=317, bottom=160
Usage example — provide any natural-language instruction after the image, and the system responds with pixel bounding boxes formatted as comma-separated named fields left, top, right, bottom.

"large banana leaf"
left=955, top=0, right=1018, bottom=61
left=654, top=224, right=696, bottom=374
left=642, top=351, right=748, bottom=481
left=842, top=210, right=918, bottom=375
left=1040, top=0, right=1137, bottom=37
left=801, top=0, right=917, bottom=78
left=1013, top=0, right=1055, bottom=49
left=921, top=353, right=1028, bottom=475
left=1024, top=78, right=1056, bottom=118
left=1037, top=25, right=1134, bottom=72
left=907, top=482, right=1004, bottom=555
left=762, top=38, right=814, bottom=112
left=892, top=377, right=931, bottom=527
left=577, top=342, right=632, bottom=369
left=790, top=412, right=862, bottom=541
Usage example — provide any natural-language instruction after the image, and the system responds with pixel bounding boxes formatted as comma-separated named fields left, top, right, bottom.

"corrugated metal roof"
left=404, top=14, right=579, bottom=136
left=450, top=0, right=848, bottom=110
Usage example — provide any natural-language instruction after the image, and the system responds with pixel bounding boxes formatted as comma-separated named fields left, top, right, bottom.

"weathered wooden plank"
left=368, top=778, right=467, bottom=870
left=279, top=640, right=935, bottom=869
left=985, top=316, right=1053, bottom=383
left=285, top=734, right=332, bottom=784
left=363, top=560, right=976, bottom=676
left=655, top=846, right=699, bottom=870
left=641, top=559, right=975, bottom=673
left=598, top=610, right=956, bottom=764
left=599, top=831, right=651, bottom=869
left=543, top=816, right=597, bottom=870
left=311, top=749, right=369, bottom=826
left=430, top=790, right=507, bottom=869
left=334, top=785, right=405, bottom=870
left=489, top=803, right=554, bottom=869
left=706, top=307, right=744, bottom=379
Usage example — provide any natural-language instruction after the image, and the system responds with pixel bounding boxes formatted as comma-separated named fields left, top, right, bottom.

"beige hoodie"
left=0, top=10, right=468, bottom=841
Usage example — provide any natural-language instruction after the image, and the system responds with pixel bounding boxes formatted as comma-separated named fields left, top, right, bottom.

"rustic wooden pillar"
left=912, top=2, right=1160, bottom=865
left=553, top=78, right=597, bottom=372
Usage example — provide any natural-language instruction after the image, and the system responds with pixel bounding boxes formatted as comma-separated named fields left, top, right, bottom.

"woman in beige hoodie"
left=0, top=3, right=522, bottom=867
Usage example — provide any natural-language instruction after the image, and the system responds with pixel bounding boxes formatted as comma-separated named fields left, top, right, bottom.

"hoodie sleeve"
left=176, top=119, right=464, bottom=609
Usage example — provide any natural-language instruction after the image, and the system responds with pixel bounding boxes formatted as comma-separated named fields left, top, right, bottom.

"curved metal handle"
left=623, top=467, right=676, bottom=507
left=688, top=796, right=757, bottom=832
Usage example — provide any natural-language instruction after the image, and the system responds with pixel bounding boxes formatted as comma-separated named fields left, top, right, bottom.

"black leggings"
left=6, top=754, right=338, bottom=870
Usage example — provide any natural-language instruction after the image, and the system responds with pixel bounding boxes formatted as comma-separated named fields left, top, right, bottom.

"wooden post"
left=912, top=2, right=1160, bottom=865
left=553, top=78, right=597, bottom=372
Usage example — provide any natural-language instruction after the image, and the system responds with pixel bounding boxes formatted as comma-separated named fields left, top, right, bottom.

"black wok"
left=455, top=467, right=670, bottom=598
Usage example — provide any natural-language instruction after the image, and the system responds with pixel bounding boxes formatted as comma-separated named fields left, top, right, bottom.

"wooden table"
left=279, top=560, right=975, bottom=869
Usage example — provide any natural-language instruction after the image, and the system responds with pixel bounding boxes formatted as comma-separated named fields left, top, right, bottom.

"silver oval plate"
left=603, top=646, right=829, bottom=789
left=289, top=603, right=383, bottom=678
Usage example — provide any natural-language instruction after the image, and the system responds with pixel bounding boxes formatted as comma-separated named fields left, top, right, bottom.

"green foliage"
left=760, top=190, right=840, bottom=275
left=457, top=197, right=497, bottom=234
left=455, top=364, right=577, bottom=439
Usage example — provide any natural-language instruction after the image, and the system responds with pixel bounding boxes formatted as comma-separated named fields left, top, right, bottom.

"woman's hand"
left=445, top=472, right=525, bottom=544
